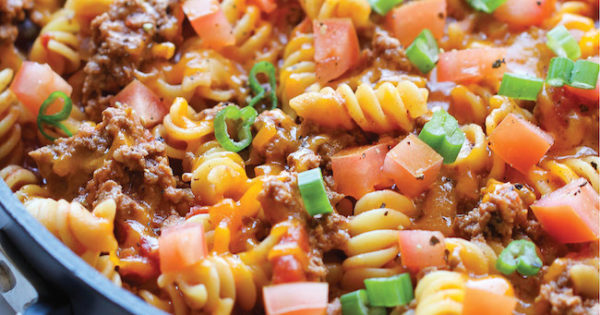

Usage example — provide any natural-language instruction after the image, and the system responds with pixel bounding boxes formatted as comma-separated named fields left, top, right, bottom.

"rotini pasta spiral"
left=136, top=39, right=247, bottom=105
left=221, top=0, right=280, bottom=65
left=279, top=32, right=320, bottom=113
left=290, top=81, right=428, bottom=133
left=445, top=237, right=498, bottom=275
left=342, top=190, right=414, bottom=290
left=415, top=271, right=466, bottom=315
left=29, top=9, right=80, bottom=75
left=162, top=97, right=214, bottom=154
left=23, top=198, right=118, bottom=265
left=0, top=165, right=48, bottom=202
left=187, top=141, right=249, bottom=205
left=527, top=154, right=600, bottom=195
left=449, top=124, right=490, bottom=199
left=0, top=68, right=23, bottom=167
left=298, top=0, right=371, bottom=28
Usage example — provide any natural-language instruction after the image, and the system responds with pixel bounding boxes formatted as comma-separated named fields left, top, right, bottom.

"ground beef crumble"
left=82, top=0, right=182, bottom=120
left=454, top=179, right=536, bottom=243
left=0, top=0, right=32, bottom=43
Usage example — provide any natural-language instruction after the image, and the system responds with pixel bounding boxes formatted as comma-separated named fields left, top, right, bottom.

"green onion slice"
left=546, top=57, right=574, bottom=87
left=546, top=25, right=581, bottom=60
left=466, top=0, right=507, bottom=13
left=496, top=240, right=542, bottom=276
left=406, top=29, right=439, bottom=74
left=340, top=290, right=369, bottom=315
left=368, top=307, right=386, bottom=315
left=214, top=105, right=258, bottom=152
left=364, top=273, right=413, bottom=307
left=568, top=60, right=600, bottom=90
left=498, top=73, right=544, bottom=101
left=37, top=91, right=74, bottom=141
left=369, top=0, right=403, bottom=15
left=297, top=168, right=333, bottom=217
left=418, top=109, right=465, bottom=164
left=248, top=61, right=278, bottom=110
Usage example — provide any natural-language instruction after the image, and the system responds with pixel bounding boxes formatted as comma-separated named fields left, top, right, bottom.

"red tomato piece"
left=332, top=143, right=393, bottom=199
left=398, top=230, right=446, bottom=272
left=313, top=19, right=360, bottom=83
left=383, top=134, right=443, bottom=197
left=437, top=48, right=508, bottom=84
left=463, top=277, right=517, bottom=315
left=182, top=0, right=235, bottom=50
left=10, top=61, right=72, bottom=115
left=113, top=80, right=168, bottom=128
left=263, top=282, right=328, bottom=315
left=565, top=76, right=600, bottom=102
left=272, top=255, right=306, bottom=284
left=530, top=178, right=599, bottom=243
left=158, top=222, right=208, bottom=273
left=494, top=0, right=556, bottom=29
left=489, top=114, right=554, bottom=174
left=385, top=0, right=446, bottom=47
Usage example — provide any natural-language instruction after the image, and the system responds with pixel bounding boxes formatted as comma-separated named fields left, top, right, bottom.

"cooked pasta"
left=279, top=32, right=319, bottom=113
left=1, top=0, right=599, bottom=314
left=29, top=9, right=80, bottom=75
left=298, top=0, right=371, bottom=28
left=342, top=190, right=414, bottom=290
left=290, top=81, right=428, bottom=133
left=23, top=198, right=118, bottom=264
left=414, top=271, right=466, bottom=315
left=0, top=69, right=23, bottom=166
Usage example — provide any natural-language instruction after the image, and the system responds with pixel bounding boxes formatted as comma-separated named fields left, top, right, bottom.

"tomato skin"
left=263, top=282, right=328, bottom=315
left=489, top=114, right=554, bottom=174
left=494, top=0, right=556, bottom=29
left=10, top=61, right=72, bottom=115
left=182, top=0, right=235, bottom=50
left=437, top=48, right=507, bottom=84
left=332, top=143, right=393, bottom=199
left=313, top=19, right=360, bottom=83
left=113, top=80, right=167, bottom=128
left=463, top=277, right=517, bottom=315
left=398, top=230, right=446, bottom=272
left=530, top=178, right=599, bottom=243
left=385, top=0, right=446, bottom=47
left=158, top=222, right=208, bottom=274
left=383, top=134, right=443, bottom=197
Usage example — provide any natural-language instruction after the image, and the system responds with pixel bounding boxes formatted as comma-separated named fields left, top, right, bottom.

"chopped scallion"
left=418, top=109, right=465, bottom=164
left=340, top=290, right=369, bottom=315
left=466, top=0, right=507, bottom=13
left=546, top=57, right=574, bottom=87
left=498, top=73, right=544, bottom=101
left=37, top=91, right=74, bottom=141
left=298, top=168, right=333, bottom=217
left=248, top=61, right=278, bottom=110
left=406, top=29, right=439, bottom=74
left=568, top=60, right=600, bottom=90
left=214, top=105, right=258, bottom=152
left=496, top=240, right=542, bottom=276
left=364, top=273, right=413, bottom=307
left=546, top=25, right=581, bottom=60
left=369, top=0, right=403, bottom=15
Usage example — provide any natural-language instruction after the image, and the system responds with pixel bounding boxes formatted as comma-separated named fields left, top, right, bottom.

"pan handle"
left=0, top=232, right=70, bottom=314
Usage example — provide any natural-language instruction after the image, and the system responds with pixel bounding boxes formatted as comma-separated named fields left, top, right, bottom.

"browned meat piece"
left=536, top=256, right=600, bottom=314
left=0, top=0, right=32, bottom=43
left=258, top=171, right=306, bottom=224
left=82, top=0, right=182, bottom=120
left=370, top=28, right=413, bottom=72
left=454, top=179, right=536, bottom=242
